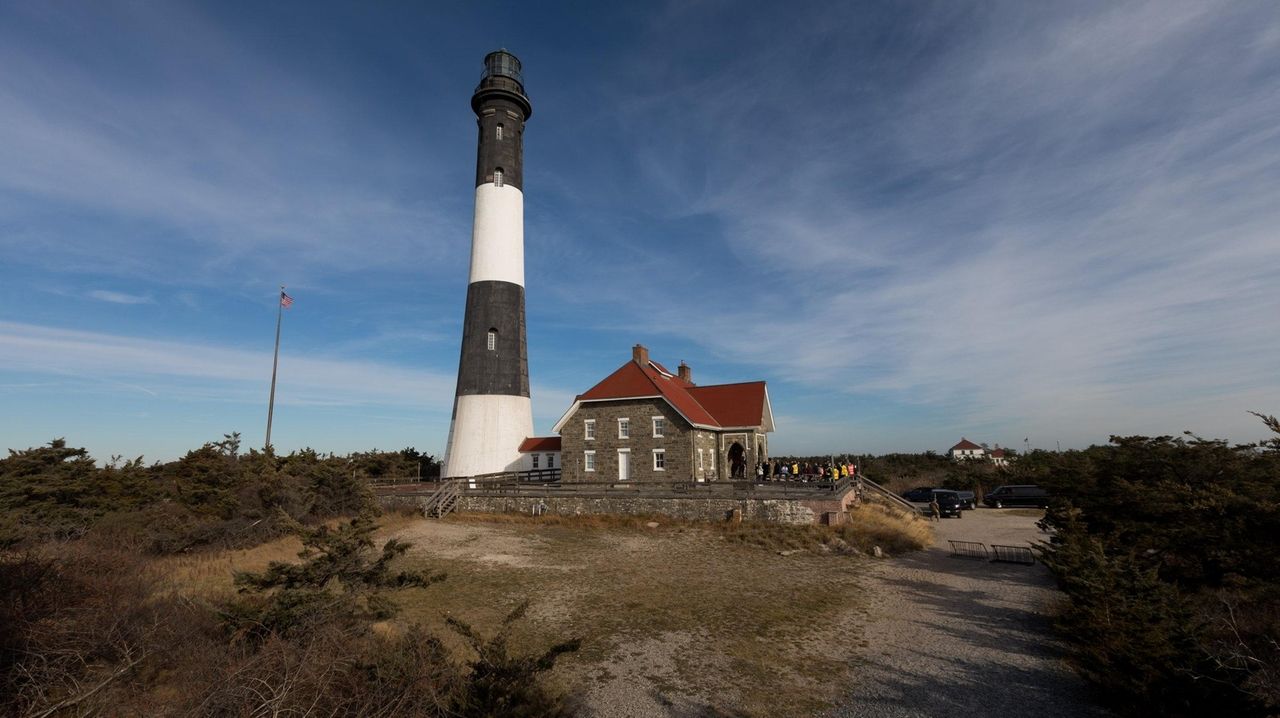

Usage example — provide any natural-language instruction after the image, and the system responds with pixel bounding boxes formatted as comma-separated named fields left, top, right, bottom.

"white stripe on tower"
left=468, top=184, right=524, bottom=286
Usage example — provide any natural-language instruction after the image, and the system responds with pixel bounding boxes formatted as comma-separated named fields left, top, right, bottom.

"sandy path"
left=827, top=509, right=1110, bottom=718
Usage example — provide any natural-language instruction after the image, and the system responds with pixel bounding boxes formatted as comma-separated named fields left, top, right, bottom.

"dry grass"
left=373, top=506, right=932, bottom=716
left=722, top=503, right=933, bottom=556
left=457, top=503, right=932, bottom=556
left=147, top=506, right=930, bottom=716
left=153, top=533, right=304, bottom=598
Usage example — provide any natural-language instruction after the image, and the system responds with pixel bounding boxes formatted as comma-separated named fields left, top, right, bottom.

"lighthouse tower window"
left=493, top=168, right=504, bottom=187
left=486, top=329, right=497, bottom=351
left=496, top=123, right=503, bottom=140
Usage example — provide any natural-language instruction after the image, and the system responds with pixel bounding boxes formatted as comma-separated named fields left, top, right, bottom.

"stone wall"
left=377, top=487, right=860, bottom=526
left=560, top=398, right=694, bottom=482
left=456, top=494, right=818, bottom=524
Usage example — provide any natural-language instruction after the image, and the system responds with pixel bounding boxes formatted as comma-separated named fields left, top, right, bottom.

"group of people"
left=754, top=460, right=858, bottom=483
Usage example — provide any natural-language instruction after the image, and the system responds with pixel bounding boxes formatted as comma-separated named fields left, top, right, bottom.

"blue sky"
left=3, top=1, right=1279, bottom=463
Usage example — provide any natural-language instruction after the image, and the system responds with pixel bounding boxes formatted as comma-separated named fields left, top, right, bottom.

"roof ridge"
left=643, top=361, right=722, bottom=428
left=688, top=380, right=767, bottom=390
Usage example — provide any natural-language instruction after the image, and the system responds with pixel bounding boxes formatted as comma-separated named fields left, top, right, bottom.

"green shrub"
left=1036, top=415, right=1280, bottom=716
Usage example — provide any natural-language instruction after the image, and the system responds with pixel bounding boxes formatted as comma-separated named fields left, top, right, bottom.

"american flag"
left=280, top=292, right=294, bottom=308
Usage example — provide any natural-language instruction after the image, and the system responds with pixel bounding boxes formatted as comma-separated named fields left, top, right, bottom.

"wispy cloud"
left=0, top=320, right=457, bottom=409
left=87, top=289, right=152, bottom=305
left=0, top=3, right=468, bottom=288
left=582, top=1, right=1280, bottom=446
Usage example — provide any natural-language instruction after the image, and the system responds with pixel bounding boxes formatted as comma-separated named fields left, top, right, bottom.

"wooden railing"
left=856, top=475, right=925, bottom=515
left=370, top=468, right=560, bottom=490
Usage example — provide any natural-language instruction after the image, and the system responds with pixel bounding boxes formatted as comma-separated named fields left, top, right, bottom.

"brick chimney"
left=632, top=344, right=649, bottom=366
left=677, top=361, right=692, bottom=384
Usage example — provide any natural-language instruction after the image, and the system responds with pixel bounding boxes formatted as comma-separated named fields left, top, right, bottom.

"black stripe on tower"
left=472, top=50, right=531, bottom=191
left=454, top=280, right=529, bottom=397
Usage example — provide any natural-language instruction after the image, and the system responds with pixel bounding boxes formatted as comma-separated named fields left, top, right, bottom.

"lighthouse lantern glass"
left=482, top=52, right=523, bottom=83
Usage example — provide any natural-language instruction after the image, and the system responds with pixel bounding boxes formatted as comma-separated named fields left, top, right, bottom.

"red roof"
left=688, top=382, right=767, bottom=428
left=573, top=358, right=767, bottom=430
left=518, top=436, right=561, bottom=452
left=950, top=438, right=983, bottom=451
left=990, top=448, right=1006, bottom=458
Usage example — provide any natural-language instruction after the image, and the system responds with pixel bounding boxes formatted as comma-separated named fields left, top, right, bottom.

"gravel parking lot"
left=827, top=508, right=1111, bottom=718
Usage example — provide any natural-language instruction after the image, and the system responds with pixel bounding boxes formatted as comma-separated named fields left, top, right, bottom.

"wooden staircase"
left=858, top=475, right=925, bottom=516
left=422, top=479, right=462, bottom=519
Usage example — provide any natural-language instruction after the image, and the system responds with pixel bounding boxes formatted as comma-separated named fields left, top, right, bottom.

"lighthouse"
left=442, top=50, right=535, bottom=478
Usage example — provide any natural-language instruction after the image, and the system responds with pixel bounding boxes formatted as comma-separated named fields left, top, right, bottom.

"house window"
left=698, top=448, right=704, bottom=471
left=618, top=418, right=630, bottom=439
left=710, top=452, right=716, bottom=472
left=496, top=123, right=503, bottom=140
left=653, top=449, right=666, bottom=471
left=652, top=417, right=666, bottom=438
left=493, top=167, right=504, bottom=187
left=546, top=453, right=555, bottom=468
left=486, top=328, right=497, bottom=351
left=531, top=453, right=539, bottom=469
left=584, top=419, right=595, bottom=440
left=584, top=451, right=595, bottom=472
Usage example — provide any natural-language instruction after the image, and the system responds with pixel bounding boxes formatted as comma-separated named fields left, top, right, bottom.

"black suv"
left=982, top=484, right=1049, bottom=509
left=930, top=490, right=964, bottom=518
left=901, top=487, right=937, bottom=502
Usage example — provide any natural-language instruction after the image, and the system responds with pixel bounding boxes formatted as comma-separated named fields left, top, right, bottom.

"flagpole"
left=265, top=285, right=285, bottom=451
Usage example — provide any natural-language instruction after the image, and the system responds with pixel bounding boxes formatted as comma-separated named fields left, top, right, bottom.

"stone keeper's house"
left=549, top=345, right=774, bottom=483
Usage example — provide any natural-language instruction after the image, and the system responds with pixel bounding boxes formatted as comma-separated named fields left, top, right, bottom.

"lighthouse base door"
left=618, top=449, right=630, bottom=483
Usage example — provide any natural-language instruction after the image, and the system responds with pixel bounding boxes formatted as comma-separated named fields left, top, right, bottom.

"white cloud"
left=601, top=1, right=1280, bottom=446
left=0, top=320, right=456, bottom=409
left=0, top=3, right=467, bottom=286
left=87, top=289, right=152, bottom=305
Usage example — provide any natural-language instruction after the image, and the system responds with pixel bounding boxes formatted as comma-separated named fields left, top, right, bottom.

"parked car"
left=931, top=490, right=964, bottom=518
left=982, top=484, right=1050, bottom=508
left=956, top=490, right=977, bottom=510
left=901, top=486, right=937, bottom=502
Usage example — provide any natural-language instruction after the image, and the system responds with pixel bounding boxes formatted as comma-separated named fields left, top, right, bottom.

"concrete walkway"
left=827, top=509, right=1110, bottom=718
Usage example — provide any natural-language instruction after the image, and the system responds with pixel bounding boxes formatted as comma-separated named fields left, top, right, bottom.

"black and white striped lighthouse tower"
left=442, top=50, right=534, bottom=478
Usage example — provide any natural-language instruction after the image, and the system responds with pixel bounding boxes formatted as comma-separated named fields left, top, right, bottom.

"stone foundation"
left=378, top=487, right=859, bottom=526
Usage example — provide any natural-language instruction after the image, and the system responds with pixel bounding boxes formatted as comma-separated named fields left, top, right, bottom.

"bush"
left=0, top=434, right=399, bottom=553
left=1035, top=415, right=1280, bottom=716
left=0, top=542, right=202, bottom=717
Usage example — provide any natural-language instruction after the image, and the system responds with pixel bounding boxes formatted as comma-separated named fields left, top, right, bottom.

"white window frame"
left=618, top=417, right=630, bottom=439
left=698, top=448, right=704, bottom=471
left=584, top=419, right=595, bottom=441
left=584, top=450, right=595, bottom=472
left=652, top=416, right=666, bottom=438
left=546, top=453, right=555, bottom=468
left=531, top=453, right=539, bottom=469
left=493, top=167, right=504, bottom=187
left=496, top=123, right=503, bottom=140
left=653, top=448, right=666, bottom=471
left=486, top=329, right=497, bottom=351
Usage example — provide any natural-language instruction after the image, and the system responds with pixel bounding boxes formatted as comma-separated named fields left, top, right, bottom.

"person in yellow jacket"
left=791, top=462, right=799, bottom=477
left=840, top=464, right=849, bottom=478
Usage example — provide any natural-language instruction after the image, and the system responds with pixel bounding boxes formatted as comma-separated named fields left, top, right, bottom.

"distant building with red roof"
left=551, top=344, right=774, bottom=482
left=989, top=446, right=1009, bottom=467
left=949, top=438, right=986, bottom=461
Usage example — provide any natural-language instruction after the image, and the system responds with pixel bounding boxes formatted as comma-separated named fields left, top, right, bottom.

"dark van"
left=982, top=485, right=1049, bottom=509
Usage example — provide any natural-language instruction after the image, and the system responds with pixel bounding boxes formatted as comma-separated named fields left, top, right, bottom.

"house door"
left=618, top=450, right=630, bottom=481
left=728, top=442, right=745, bottom=478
